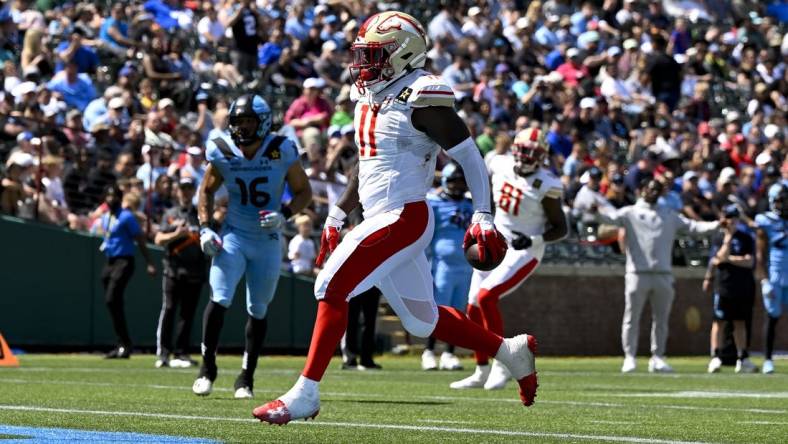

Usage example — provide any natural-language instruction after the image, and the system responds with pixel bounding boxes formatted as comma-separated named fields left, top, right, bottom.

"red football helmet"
left=512, top=127, right=547, bottom=176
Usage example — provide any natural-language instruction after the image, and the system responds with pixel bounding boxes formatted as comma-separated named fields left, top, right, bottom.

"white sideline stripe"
left=416, top=419, right=473, bottom=424
left=740, top=421, right=788, bottom=425
left=0, top=404, right=714, bottom=444
left=590, top=420, right=634, bottom=425
left=612, top=391, right=788, bottom=399
left=1, top=377, right=785, bottom=415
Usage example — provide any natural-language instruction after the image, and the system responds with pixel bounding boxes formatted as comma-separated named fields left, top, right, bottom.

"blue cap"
left=723, top=204, right=740, bottom=218
left=195, top=91, right=209, bottom=102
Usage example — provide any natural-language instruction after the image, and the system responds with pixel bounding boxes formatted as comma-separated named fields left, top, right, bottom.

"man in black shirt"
left=154, top=177, right=207, bottom=368
left=228, top=0, right=263, bottom=82
left=703, top=205, right=757, bottom=373
left=645, top=36, right=681, bottom=111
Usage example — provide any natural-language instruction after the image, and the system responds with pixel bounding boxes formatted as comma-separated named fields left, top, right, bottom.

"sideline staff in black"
left=154, top=177, right=208, bottom=368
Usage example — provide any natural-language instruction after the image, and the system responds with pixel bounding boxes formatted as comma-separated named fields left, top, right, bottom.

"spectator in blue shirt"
left=535, top=15, right=560, bottom=47
left=55, top=28, right=99, bottom=74
left=98, top=185, right=156, bottom=359
left=99, top=4, right=137, bottom=57
left=46, top=60, right=97, bottom=112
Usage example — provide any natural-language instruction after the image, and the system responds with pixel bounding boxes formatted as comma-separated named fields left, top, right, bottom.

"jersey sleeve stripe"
left=358, top=104, right=369, bottom=156
left=368, top=106, right=379, bottom=157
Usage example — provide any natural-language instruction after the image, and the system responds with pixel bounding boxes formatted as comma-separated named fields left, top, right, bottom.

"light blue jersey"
left=756, top=211, right=788, bottom=317
left=206, top=133, right=298, bottom=235
left=428, top=192, right=473, bottom=310
left=205, top=133, right=298, bottom=318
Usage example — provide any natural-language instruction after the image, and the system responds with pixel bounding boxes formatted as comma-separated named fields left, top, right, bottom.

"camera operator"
left=154, top=177, right=207, bottom=368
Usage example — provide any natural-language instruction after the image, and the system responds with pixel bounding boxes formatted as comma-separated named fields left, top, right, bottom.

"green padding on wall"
left=0, top=216, right=317, bottom=351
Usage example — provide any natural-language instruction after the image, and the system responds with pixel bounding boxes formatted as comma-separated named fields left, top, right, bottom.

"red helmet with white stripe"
left=350, top=11, right=428, bottom=94
left=513, top=127, right=546, bottom=176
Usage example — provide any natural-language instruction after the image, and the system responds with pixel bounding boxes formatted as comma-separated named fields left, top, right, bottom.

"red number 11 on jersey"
left=499, top=182, right=524, bottom=216
left=357, top=103, right=379, bottom=158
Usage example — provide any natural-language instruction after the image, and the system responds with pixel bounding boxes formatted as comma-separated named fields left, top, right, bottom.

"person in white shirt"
left=197, top=2, right=225, bottom=46
left=288, top=214, right=317, bottom=276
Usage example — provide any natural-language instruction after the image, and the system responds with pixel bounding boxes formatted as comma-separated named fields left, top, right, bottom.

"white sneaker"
left=449, top=364, right=490, bottom=389
left=762, top=359, right=775, bottom=374
left=154, top=358, right=169, bottom=368
left=735, top=358, right=758, bottom=374
left=421, top=349, right=438, bottom=371
left=648, top=356, right=674, bottom=373
left=621, top=356, right=637, bottom=373
left=192, top=377, right=213, bottom=396
left=707, top=357, right=722, bottom=373
left=439, top=352, right=463, bottom=371
left=253, top=376, right=320, bottom=425
left=494, top=334, right=539, bottom=406
left=483, top=359, right=511, bottom=390
left=234, top=387, right=254, bottom=399
left=170, top=357, right=196, bottom=368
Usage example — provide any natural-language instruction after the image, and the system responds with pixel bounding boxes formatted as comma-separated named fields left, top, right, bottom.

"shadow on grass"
left=331, top=399, right=452, bottom=406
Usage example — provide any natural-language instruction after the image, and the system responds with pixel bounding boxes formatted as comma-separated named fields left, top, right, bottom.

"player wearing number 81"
left=193, top=94, right=312, bottom=399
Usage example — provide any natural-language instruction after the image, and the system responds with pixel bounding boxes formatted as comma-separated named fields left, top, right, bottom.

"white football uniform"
left=315, top=70, right=456, bottom=338
left=469, top=159, right=563, bottom=306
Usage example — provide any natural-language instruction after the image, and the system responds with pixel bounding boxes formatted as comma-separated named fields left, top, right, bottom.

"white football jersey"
left=489, top=155, right=563, bottom=240
left=351, top=69, right=455, bottom=218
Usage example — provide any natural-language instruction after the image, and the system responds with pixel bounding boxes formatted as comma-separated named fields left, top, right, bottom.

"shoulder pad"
left=205, top=138, right=230, bottom=163
left=404, top=74, right=455, bottom=108
left=536, top=169, right=563, bottom=199
left=755, top=213, right=773, bottom=228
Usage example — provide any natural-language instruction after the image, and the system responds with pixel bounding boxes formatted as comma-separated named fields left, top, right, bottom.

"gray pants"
left=622, top=273, right=675, bottom=358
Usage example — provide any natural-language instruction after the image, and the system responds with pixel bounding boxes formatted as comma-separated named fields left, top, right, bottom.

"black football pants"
left=157, top=276, right=203, bottom=358
left=102, top=256, right=135, bottom=348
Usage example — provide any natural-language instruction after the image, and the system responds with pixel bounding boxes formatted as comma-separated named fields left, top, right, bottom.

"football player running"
left=756, top=183, right=788, bottom=374
left=253, top=12, right=538, bottom=425
left=193, top=95, right=312, bottom=399
left=451, top=127, right=568, bottom=390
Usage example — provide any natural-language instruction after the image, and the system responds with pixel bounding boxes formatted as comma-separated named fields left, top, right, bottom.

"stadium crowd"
left=0, top=0, right=785, bottom=268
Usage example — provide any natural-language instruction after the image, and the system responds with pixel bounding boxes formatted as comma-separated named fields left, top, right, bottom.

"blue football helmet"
left=441, top=162, right=467, bottom=200
left=769, top=183, right=788, bottom=218
left=228, top=94, right=272, bottom=146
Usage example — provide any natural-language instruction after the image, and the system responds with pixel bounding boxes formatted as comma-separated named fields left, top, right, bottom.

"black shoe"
left=341, top=357, right=358, bottom=370
left=105, top=346, right=131, bottom=359
left=358, top=360, right=382, bottom=370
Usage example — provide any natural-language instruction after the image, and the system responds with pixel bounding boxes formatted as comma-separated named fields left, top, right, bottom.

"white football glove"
left=200, top=226, right=222, bottom=256
left=259, top=210, right=286, bottom=229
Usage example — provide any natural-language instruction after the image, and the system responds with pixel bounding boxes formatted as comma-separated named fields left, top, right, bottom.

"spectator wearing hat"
left=704, top=205, right=758, bottom=373
left=137, top=144, right=168, bottom=191
left=461, top=6, right=488, bottom=41
left=288, top=214, right=317, bottom=276
left=97, top=184, right=156, bottom=359
left=1, top=152, right=35, bottom=216
left=154, top=176, right=207, bottom=368
left=574, top=166, right=617, bottom=241
left=284, top=77, right=331, bottom=137
left=46, top=59, right=96, bottom=112
left=314, top=39, right=343, bottom=90
left=54, top=27, right=98, bottom=74
left=557, top=48, right=589, bottom=88
left=681, top=170, right=716, bottom=221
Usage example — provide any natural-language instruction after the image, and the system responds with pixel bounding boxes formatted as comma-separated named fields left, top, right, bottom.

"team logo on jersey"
left=533, top=179, right=543, bottom=189
left=269, top=149, right=280, bottom=160
left=396, top=87, right=412, bottom=103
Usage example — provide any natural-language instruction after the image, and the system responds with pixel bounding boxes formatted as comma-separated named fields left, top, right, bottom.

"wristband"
left=328, top=205, right=347, bottom=222
left=280, top=205, right=293, bottom=219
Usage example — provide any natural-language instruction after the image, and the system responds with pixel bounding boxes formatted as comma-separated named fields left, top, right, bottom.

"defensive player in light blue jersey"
left=755, top=183, right=788, bottom=374
left=422, top=162, right=474, bottom=371
left=193, top=94, right=312, bottom=398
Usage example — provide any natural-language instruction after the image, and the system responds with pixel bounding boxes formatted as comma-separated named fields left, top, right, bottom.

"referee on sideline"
left=154, top=177, right=208, bottom=368
left=592, top=178, right=721, bottom=373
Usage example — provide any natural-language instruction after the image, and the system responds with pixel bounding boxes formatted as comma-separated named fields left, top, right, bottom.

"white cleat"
left=483, top=359, right=511, bottom=390
left=735, top=358, right=758, bottom=374
left=762, top=359, right=775, bottom=374
left=439, top=352, right=463, bottom=371
left=494, top=334, right=538, bottom=406
left=154, top=358, right=169, bottom=369
left=707, top=357, right=722, bottom=373
left=235, top=387, right=254, bottom=399
left=421, top=349, right=438, bottom=371
left=192, top=377, right=213, bottom=396
left=449, top=364, right=490, bottom=389
left=253, top=376, right=320, bottom=425
left=621, top=356, right=637, bottom=373
left=170, top=358, right=196, bottom=368
left=648, top=356, right=674, bottom=373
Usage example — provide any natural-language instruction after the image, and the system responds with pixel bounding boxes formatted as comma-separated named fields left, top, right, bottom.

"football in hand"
left=465, top=237, right=504, bottom=271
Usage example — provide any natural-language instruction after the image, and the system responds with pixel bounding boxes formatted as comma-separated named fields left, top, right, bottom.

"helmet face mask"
left=228, top=94, right=272, bottom=147
left=228, top=115, right=261, bottom=147
left=512, top=128, right=546, bottom=176
left=770, top=185, right=788, bottom=219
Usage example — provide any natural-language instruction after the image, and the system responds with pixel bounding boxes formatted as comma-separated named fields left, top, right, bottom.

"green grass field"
left=0, top=354, right=786, bottom=443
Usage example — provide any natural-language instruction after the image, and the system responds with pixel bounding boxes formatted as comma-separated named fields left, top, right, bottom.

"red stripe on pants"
left=303, top=202, right=428, bottom=381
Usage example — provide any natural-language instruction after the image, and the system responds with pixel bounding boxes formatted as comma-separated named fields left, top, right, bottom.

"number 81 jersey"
left=489, top=155, right=563, bottom=242
left=206, top=132, right=299, bottom=234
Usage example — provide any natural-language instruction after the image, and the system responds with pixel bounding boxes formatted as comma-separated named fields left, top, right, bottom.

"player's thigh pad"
left=244, top=234, right=283, bottom=319
left=378, top=253, right=438, bottom=338
left=478, top=244, right=543, bottom=299
left=315, top=202, right=433, bottom=301
left=208, top=231, right=246, bottom=308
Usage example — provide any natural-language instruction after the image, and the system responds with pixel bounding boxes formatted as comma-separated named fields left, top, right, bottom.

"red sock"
left=302, top=299, right=348, bottom=381
left=477, top=289, right=503, bottom=336
left=433, top=306, right=502, bottom=358
left=466, top=304, right=489, bottom=366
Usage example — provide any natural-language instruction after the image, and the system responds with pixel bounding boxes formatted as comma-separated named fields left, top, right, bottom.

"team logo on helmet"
left=350, top=11, right=428, bottom=95
left=512, top=127, right=547, bottom=176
